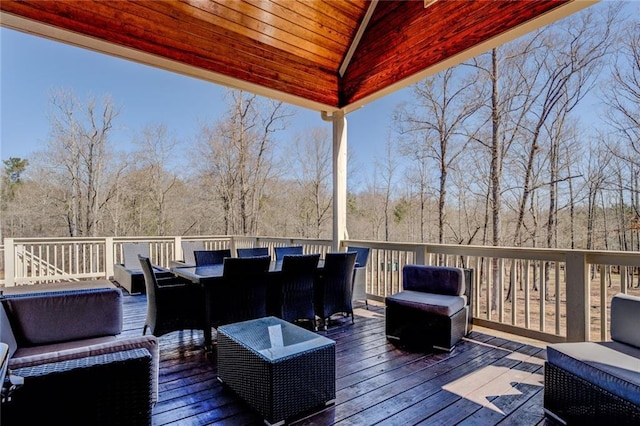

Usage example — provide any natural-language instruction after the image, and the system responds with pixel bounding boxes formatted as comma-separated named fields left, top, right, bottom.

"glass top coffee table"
left=217, top=316, right=336, bottom=426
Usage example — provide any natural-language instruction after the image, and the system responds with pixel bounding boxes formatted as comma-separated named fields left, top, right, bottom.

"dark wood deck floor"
left=120, top=294, right=552, bottom=426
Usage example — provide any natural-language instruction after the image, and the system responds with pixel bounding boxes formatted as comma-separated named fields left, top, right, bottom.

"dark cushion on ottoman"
left=547, top=341, right=640, bottom=406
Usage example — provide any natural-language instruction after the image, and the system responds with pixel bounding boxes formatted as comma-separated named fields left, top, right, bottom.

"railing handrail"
left=346, top=239, right=640, bottom=264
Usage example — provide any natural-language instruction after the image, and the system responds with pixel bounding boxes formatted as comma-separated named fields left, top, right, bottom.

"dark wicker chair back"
left=194, top=249, right=231, bottom=266
left=314, top=252, right=357, bottom=329
left=138, top=255, right=205, bottom=337
left=274, top=245, right=303, bottom=261
left=279, top=254, right=321, bottom=328
left=237, top=247, right=270, bottom=258
left=346, top=246, right=370, bottom=268
left=220, top=255, right=271, bottom=325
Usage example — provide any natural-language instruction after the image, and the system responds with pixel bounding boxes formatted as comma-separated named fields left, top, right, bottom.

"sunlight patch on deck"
left=442, top=365, right=543, bottom=414
left=506, top=351, right=545, bottom=366
left=353, top=307, right=384, bottom=318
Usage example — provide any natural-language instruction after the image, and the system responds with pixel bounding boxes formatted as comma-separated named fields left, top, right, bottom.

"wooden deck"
left=120, top=294, right=552, bottom=426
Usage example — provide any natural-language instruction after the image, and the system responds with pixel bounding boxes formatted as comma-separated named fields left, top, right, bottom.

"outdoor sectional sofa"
left=0, top=286, right=158, bottom=425
left=544, top=293, right=640, bottom=424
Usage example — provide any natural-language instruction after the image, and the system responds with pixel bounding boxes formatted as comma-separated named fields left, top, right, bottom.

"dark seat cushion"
left=547, top=341, right=640, bottom=406
left=386, top=290, right=466, bottom=317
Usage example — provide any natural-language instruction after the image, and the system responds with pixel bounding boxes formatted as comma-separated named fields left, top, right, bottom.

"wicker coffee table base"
left=217, top=321, right=335, bottom=425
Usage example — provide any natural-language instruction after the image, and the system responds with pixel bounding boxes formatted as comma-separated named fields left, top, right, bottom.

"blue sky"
left=0, top=27, right=411, bottom=178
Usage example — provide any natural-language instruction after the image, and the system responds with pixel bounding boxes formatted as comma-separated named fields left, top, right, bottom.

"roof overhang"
left=0, top=0, right=597, bottom=114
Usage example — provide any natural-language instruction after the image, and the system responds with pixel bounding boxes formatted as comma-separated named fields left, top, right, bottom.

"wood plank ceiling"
left=1, top=0, right=589, bottom=112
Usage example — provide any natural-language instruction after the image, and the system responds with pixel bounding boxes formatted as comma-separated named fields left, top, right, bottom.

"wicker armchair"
left=279, top=254, right=320, bottom=329
left=385, top=265, right=470, bottom=351
left=139, top=255, right=207, bottom=338
left=314, top=252, right=357, bottom=330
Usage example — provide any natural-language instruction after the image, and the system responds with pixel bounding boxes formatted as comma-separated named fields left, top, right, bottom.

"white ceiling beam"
left=339, top=0, right=378, bottom=78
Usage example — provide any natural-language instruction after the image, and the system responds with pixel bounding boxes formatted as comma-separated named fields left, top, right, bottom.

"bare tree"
left=604, top=21, right=640, bottom=166
left=511, top=6, right=619, bottom=245
left=584, top=140, right=612, bottom=252
left=45, top=90, right=121, bottom=237
left=133, top=123, right=181, bottom=235
left=603, top=19, right=640, bottom=277
left=395, top=65, right=480, bottom=244
left=195, top=90, right=291, bottom=235
left=290, top=127, right=332, bottom=238
left=376, top=136, right=399, bottom=241
left=400, top=132, right=433, bottom=242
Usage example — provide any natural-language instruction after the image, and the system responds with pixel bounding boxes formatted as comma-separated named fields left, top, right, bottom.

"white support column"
left=174, top=236, right=183, bottom=262
left=4, top=238, right=15, bottom=287
left=105, top=237, right=114, bottom=279
left=325, top=110, right=348, bottom=252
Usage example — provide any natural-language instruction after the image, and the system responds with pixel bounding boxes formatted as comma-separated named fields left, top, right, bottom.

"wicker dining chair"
left=274, top=245, right=303, bottom=261
left=279, top=254, right=321, bottom=329
left=314, top=252, right=357, bottom=330
left=347, top=246, right=371, bottom=308
left=139, top=255, right=207, bottom=338
left=194, top=249, right=231, bottom=266
left=218, top=255, right=271, bottom=325
left=236, top=247, right=270, bottom=258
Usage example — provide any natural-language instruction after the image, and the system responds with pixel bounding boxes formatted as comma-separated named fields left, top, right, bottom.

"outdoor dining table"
left=171, top=259, right=323, bottom=350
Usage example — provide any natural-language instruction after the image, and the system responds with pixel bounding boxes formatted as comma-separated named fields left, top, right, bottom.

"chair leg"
left=143, top=324, right=148, bottom=335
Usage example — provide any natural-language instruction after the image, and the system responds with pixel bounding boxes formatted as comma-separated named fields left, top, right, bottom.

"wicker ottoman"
left=217, top=317, right=336, bottom=426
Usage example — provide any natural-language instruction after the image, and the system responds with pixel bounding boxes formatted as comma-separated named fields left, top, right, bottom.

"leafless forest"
left=2, top=4, right=639, bottom=254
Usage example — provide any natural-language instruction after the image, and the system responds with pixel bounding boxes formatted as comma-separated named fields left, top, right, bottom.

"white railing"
left=3, top=236, right=233, bottom=287
left=2, top=236, right=639, bottom=343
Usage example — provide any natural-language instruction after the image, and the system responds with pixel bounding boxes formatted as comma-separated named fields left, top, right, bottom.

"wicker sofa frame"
left=544, top=362, right=640, bottom=424
left=5, top=348, right=152, bottom=425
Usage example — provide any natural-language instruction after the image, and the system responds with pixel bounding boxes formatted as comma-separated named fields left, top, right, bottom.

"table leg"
left=203, top=284, right=213, bottom=351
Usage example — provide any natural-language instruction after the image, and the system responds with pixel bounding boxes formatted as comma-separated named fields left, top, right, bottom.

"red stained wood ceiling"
left=1, top=0, right=585, bottom=112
